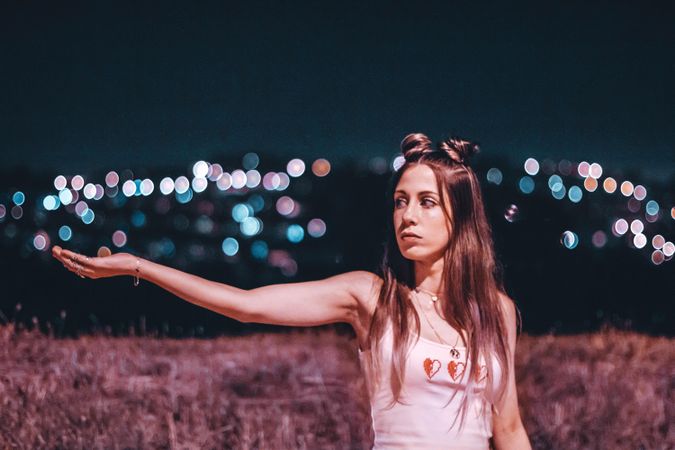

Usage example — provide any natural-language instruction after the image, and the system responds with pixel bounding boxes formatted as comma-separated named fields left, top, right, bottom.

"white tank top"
left=358, top=324, right=502, bottom=449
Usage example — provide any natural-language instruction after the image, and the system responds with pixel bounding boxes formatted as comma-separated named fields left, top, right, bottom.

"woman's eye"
left=422, top=198, right=436, bottom=207
left=394, top=198, right=406, bottom=208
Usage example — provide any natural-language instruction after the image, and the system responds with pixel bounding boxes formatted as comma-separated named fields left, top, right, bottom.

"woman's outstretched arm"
left=52, top=246, right=377, bottom=327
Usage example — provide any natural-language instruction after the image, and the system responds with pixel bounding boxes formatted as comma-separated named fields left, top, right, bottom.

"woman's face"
left=393, top=164, right=452, bottom=263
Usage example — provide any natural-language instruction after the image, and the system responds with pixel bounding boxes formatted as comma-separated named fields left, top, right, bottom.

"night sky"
left=2, top=1, right=674, bottom=176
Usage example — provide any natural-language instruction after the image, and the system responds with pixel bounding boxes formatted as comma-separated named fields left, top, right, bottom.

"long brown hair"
left=362, top=132, right=518, bottom=431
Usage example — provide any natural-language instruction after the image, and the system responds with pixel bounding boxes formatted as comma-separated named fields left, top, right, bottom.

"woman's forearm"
left=135, top=257, right=251, bottom=322
left=493, top=426, right=532, bottom=450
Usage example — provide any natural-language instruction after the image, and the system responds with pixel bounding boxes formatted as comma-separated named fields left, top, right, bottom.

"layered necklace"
left=412, top=288, right=462, bottom=359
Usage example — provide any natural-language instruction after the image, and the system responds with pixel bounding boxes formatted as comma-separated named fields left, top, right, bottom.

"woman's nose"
left=402, top=204, right=419, bottom=224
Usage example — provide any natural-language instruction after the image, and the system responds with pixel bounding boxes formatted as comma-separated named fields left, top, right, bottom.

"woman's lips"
left=401, top=234, right=422, bottom=241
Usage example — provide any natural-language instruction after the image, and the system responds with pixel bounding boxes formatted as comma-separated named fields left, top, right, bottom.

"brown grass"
left=0, top=324, right=672, bottom=449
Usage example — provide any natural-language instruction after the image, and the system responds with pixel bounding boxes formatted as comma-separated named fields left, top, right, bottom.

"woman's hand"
left=52, top=246, right=135, bottom=280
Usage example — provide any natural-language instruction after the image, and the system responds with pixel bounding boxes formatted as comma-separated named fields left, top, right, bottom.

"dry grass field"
left=0, top=324, right=672, bottom=449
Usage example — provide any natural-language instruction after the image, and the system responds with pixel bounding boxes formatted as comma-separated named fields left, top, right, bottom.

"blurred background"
left=1, top=0, right=673, bottom=338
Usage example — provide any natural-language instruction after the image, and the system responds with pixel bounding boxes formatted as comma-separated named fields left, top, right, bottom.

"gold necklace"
left=412, top=290, right=462, bottom=359
left=415, top=286, right=439, bottom=303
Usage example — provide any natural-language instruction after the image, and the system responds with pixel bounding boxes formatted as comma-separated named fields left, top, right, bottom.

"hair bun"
left=438, top=137, right=480, bottom=166
left=400, top=133, right=434, bottom=161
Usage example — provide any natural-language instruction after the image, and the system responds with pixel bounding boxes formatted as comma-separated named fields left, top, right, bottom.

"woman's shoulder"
left=343, top=270, right=383, bottom=295
left=342, top=270, right=383, bottom=314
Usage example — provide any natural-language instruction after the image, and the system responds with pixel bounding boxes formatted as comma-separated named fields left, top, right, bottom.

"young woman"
left=53, top=133, right=532, bottom=449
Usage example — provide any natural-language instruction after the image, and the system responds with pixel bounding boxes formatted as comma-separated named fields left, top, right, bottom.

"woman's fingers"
left=52, top=246, right=97, bottom=278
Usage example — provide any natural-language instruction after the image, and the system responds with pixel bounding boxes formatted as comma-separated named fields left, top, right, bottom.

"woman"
left=53, top=133, right=532, bottom=449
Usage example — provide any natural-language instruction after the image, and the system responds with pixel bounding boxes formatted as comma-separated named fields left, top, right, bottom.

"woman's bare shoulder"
left=343, top=270, right=383, bottom=312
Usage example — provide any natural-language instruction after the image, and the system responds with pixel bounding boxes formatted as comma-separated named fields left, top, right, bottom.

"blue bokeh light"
left=222, top=237, right=239, bottom=256
left=286, top=224, right=305, bottom=243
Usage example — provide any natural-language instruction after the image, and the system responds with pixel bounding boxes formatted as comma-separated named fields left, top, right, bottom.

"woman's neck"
left=414, top=257, right=445, bottom=294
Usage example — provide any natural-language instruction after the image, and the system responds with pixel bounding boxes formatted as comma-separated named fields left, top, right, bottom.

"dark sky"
left=1, top=1, right=674, bottom=177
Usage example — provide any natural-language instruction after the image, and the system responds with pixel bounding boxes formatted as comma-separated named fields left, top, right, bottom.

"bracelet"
left=133, top=258, right=141, bottom=287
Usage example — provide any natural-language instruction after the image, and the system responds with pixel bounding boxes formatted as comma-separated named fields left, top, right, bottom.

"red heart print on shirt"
left=474, top=365, right=488, bottom=382
left=423, top=358, right=441, bottom=379
left=447, top=360, right=466, bottom=381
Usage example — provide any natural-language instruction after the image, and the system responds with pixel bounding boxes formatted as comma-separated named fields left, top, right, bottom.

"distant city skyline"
left=2, top=2, right=673, bottom=178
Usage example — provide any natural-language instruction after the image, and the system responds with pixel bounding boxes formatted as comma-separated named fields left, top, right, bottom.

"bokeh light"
left=518, top=176, right=535, bottom=194
left=59, top=189, right=73, bottom=205
left=286, top=224, right=305, bottom=243
left=112, top=230, right=128, bottom=248
left=71, top=175, right=85, bottom=191
left=251, top=240, right=269, bottom=259
left=33, top=231, right=49, bottom=251
left=122, top=180, right=136, bottom=197
left=193, top=161, right=209, bottom=178
left=222, top=237, right=239, bottom=256
left=231, top=170, right=247, bottom=189
left=208, top=163, right=224, bottom=181
left=392, top=155, right=406, bottom=172
left=105, top=171, right=119, bottom=188
left=583, top=177, right=598, bottom=192
left=589, top=163, right=603, bottom=179
left=577, top=162, right=590, bottom=178
left=263, top=172, right=281, bottom=190
left=12, top=191, right=25, bottom=206
left=217, top=173, right=233, bottom=191
left=592, top=230, right=607, bottom=248
left=645, top=200, right=659, bottom=216
left=160, top=177, right=175, bottom=195
left=558, top=159, right=573, bottom=176
left=620, top=181, right=634, bottom=197
left=75, top=201, right=89, bottom=217
left=81, top=209, right=95, bottom=224
left=83, top=183, right=96, bottom=200
left=633, top=185, right=647, bottom=201
left=287, top=159, right=306, bottom=177
left=651, top=250, right=665, bottom=265
left=140, top=179, right=155, bottom=196
left=627, top=198, right=641, bottom=213
left=232, top=203, right=253, bottom=223
left=561, top=231, right=579, bottom=249
left=662, top=242, right=675, bottom=257
left=548, top=175, right=563, bottom=191
left=504, top=204, right=519, bottom=223
left=651, top=235, right=665, bottom=249
left=54, top=175, right=67, bottom=190
left=243, top=153, right=260, bottom=170
left=568, top=186, right=583, bottom=203
left=58, top=225, right=72, bottom=241
left=245, top=170, right=261, bottom=188
left=176, top=188, right=193, bottom=204
left=307, top=218, right=327, bottom=238
left=0, top=204, right=5, bottom=220
left=276, top=172, right=290, bottom=191
left=603, top=177, right=617, bottom=194
left=175, top=176, right=190, bottom=194
left=613, top=219, right=629, bottom=236
left=276, top=196, right=295, bottom=216
left=524, top=158, right=539, bottom=176
left=633, top=233, right=647, bottom=249
left=131, top=210, right=146, bottom=228
left=240, top=217, right=263, bottom=236
left=312, top=158, right=331, bottom=177
left=629, top=219, right=644, bottom=234
left=10, top=205, right=23, bottom=219
left=192, top=177, right=208, bottom=193
left=42, top=195, right=59, bottom=211
left=97, top=246, right=112, bottom=257
left=486, top=168, right=503, bottom=185
left=248, top=194, right=265, bottom=213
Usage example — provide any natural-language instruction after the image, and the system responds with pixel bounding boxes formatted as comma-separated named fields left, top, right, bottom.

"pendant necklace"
left=412, top=289, right=462, bottom=359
